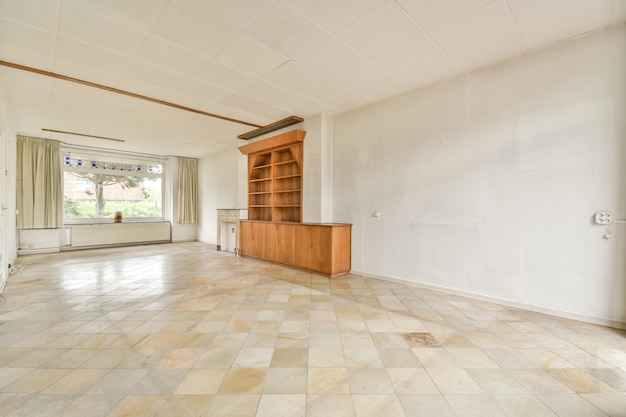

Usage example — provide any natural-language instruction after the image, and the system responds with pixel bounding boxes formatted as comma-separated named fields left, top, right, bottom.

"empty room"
left=0, top=1, right=625, bottom=416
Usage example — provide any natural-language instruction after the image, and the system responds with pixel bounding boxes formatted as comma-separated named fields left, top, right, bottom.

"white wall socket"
left=595, top=211, right=612, bottom=224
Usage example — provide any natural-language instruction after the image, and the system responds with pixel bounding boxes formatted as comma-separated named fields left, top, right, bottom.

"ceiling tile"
left=244, top=1, right=329, bottom=57
left=398, top=0, right=493, bottom=30
left=53, top=59, right=122, bottom=87
left=151, top=1, right=239, bottom=58
left=58, top=3, right=146, bottom=56
left=220, top=91, right=289, bottom=117
left=292, top=35, right=377, bottom=81
left=65, top=0, right=168, bottom=31
left=121, top=60, right=187, bottom=93
left=51, top=77, right=112, bottom=104
left=0, top=0, right=60, bottom=31
left=49, top=89, right=108, bottom=123
left=135, top=35, right=209, bottom=77
left=114, top=77, right=177, bottom=102
left=0, top=67, right=54, bottom=91
left=263, top=60, right=327, bottom=94
left=237, top=78, right=323, bottom=114
left=425, top=0, right=525, bottom=72
left=264, top=60, right=364, bottom=111
left=508, top=0, right=613, bottom=50
left=336, top=1, right=429, bottom=61
left=55, top=36, right=130, bottom=78
left=285, top=0, right=384, bottom=32
left=0, top=18, right=56, bottom=66
left=215, top=36, right=288, bottom=78
left=1, top=77, right=51, bottom=108
left=0, top=0, right=621, bottom=158
left=176, top=79, right=233, bottom=103
left=193, top=61, right=258, bottom=93
left=177, top=0, right=276, bottom=33
left=291, top=35, right=410, bottom=100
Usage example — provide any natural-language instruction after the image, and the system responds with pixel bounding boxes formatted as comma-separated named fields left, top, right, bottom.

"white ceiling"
left=0, top=0, right=624, bottom=157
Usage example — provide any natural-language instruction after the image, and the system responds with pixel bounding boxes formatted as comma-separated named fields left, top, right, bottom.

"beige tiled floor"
left=1, top=242, right=625, bottom=416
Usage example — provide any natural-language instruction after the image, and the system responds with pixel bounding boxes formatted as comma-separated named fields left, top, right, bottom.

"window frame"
left=62, top=149, right=165, bottom=225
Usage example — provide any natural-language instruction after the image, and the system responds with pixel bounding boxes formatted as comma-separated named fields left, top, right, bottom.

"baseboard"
left=350, top=270, right=626, bottom=331
left=17, top=248, right=61, bottom=255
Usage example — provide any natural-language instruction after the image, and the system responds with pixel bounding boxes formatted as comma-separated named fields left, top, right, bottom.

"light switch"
left=595, top=211, right=612, bottom=224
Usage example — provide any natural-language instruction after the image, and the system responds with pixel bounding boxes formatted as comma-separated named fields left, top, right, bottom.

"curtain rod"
left=61, top=142, right=168, bottom=161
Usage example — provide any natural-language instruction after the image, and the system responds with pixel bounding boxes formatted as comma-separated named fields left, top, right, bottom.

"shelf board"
left=273, top=205, right=301, bottom=208
left=252, top=164, right=272, bottom=169
left=250, top=205, right=272, bottom=208
left=273, top=160, right=297, bottom=166
left=273, top=189, right=300, bottom=194
left=274, top=174, right=301, bottom=180
left=249, top=191, right=272, bottom=195
left=249, top=178, right=271, bottom=183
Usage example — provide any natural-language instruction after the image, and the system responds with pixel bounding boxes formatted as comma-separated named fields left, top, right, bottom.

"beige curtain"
left=177, top=157, right=198, bottom=224
left=16, top=136, right=63, bottom=229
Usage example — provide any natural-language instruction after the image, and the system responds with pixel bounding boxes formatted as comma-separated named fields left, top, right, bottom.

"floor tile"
left=207, top=394, right=260, bottom=417
left=426, top=368, right=484, bottom=394
left=387, top=367, right=439, bottom=394
left=256, top=394, right=306, bottom=417
left=263, top=368, right=307, bottom=393
left=306, top=394, right=356, bottom=417
left=307, top=368, right=351, bottom=394
left=104, top=394, right=167, bottom=417
left=353, top=394, right=406, bottom=417
left=1, top=242, right=625, bottom=417
left=445, top=395, right=507, bottom=417
left=176, top=368, right=228, bottom=394
left=398, top=395, right=456, bottom=417
left=537, top=394, right=608, bottom=417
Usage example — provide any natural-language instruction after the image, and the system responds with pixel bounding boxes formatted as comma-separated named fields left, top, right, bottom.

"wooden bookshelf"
left=239, top=130, right=305, bottom=222
left=239, top=129, right=353, bottom=277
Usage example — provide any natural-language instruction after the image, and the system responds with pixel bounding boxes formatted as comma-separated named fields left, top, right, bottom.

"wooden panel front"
left=264, top=223, right=278, bottom=262
left=241, top=221, right=265, bottom=258
left=292, top=224, right=311, bottom=270
left=331, top=226, right=352, bottom=276
left=310, top=225, right=331, bottom=274
left=240, top=221, right=351, bottom=277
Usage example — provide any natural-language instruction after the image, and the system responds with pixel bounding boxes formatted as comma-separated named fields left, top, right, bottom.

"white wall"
left=0, top=80, right=17, bottom=274
left=332, top=26, right=626, bottom=326
left=302, top=114, right=333, bottom=223
left=197, top=146, right=240, bottom=244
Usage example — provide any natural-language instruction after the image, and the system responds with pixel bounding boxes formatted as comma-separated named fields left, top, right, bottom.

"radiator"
left=70, top=222, right=171, bottom=248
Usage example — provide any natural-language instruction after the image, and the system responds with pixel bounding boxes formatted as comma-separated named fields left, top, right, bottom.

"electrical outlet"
left=595, top=211, right=612, bottom=225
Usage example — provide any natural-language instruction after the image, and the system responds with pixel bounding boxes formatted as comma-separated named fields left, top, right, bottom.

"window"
left=63, top=152, right=164, bottom=223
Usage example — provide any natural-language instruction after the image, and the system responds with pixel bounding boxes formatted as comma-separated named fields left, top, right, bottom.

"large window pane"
left=64, top=171, right=162, bottom=220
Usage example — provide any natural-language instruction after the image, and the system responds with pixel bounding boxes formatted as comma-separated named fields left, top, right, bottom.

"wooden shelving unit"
left=239, top=130, right=305, bottom=222
left=239, top=129, right=353, bottom=277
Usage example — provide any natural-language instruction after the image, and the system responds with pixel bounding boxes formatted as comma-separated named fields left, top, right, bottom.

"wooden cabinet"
left=240, top=221, right=264, bottom=259
left=239, top=130, right=305, bottom=222
left=240, top=221, right=352, bottom=277
left=239, top=130, right=352, bottom=277
left=269, top=223, right=295, bottom=265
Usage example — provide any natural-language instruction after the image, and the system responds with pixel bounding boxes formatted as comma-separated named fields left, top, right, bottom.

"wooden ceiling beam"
left=0, top=59, right=263, bottom=128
